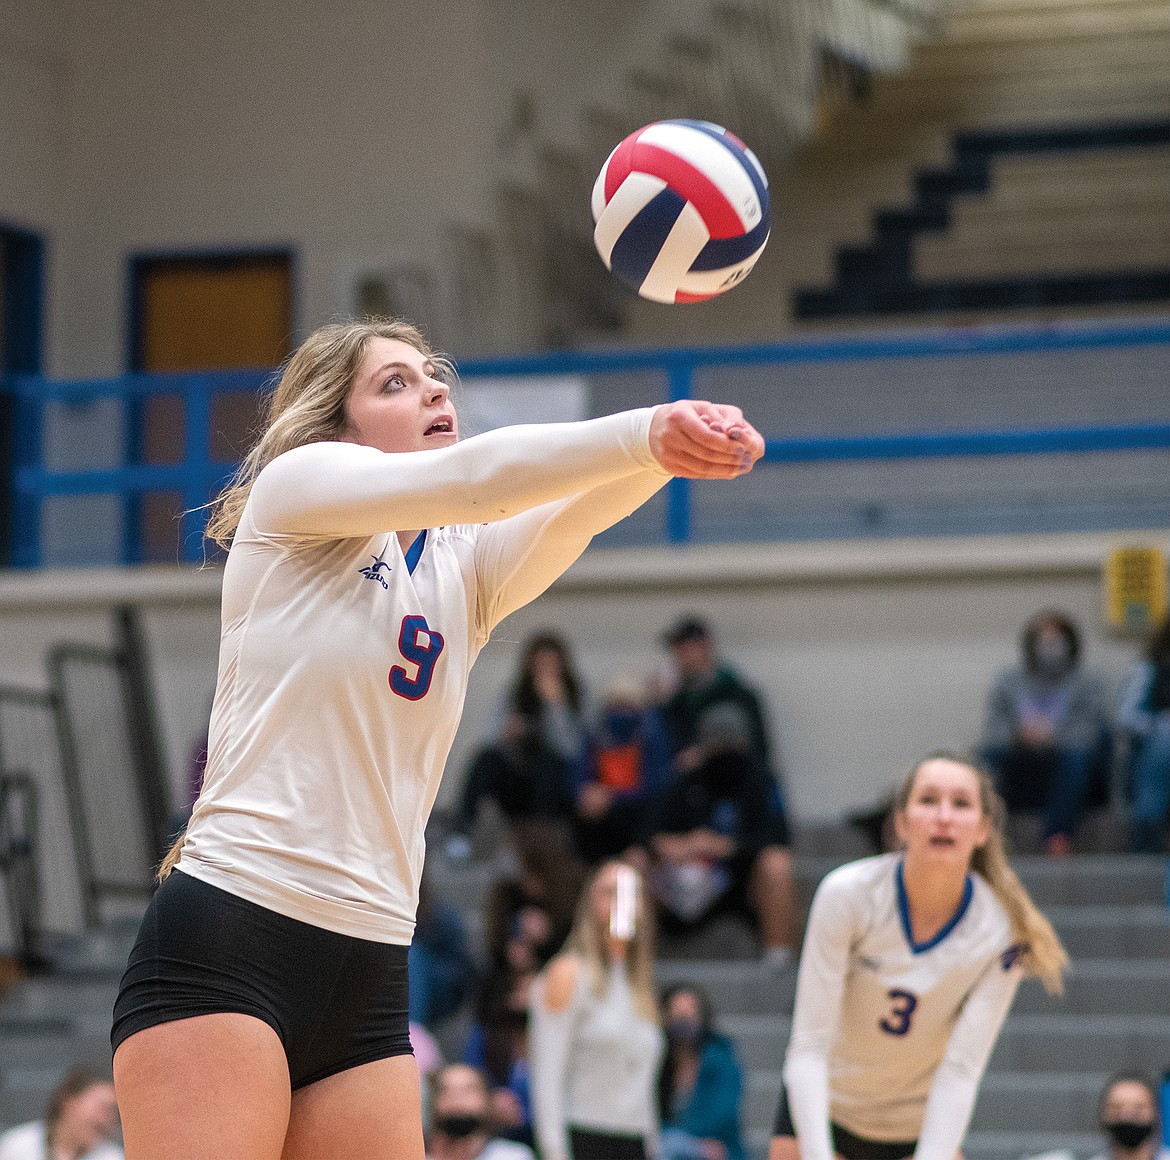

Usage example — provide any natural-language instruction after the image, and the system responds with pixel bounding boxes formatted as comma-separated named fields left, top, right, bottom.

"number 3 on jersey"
left=390, top=615, right=445, bottom=701
left=879, top=988, right=918, bottom=1036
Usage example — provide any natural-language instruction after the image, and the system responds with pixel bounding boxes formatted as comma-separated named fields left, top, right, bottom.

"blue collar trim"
left=896, top=858, right=974, bottom=955
left=404, top=530, right=427, bottom=575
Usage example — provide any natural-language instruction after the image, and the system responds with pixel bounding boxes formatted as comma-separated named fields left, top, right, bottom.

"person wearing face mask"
left=657, top=984, right=745, bottom=1160
left=981, top=610, right=1110, bottom=856
left=1089, top=1073, right=1168, bottom=1160
left=573, top=676, right=675, bottom=865
left=771, top=753, right=1067, bottom=1160
left=426, top=1065, right=534, bottom=1160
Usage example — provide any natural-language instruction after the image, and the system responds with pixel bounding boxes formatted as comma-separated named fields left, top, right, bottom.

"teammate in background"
left=108, top=318, right=764, bottom=1160
left=771, top=753, right=1068, bottom=1160
left=529, top=862, right=664, bottom=1160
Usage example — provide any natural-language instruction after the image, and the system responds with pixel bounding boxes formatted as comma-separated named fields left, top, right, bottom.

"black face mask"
left=1103, top=1121, right=1156, bottom=1150
left=435, top=1114, right=488, bottom=1140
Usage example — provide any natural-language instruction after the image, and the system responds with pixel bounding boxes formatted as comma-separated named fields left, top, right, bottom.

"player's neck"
left=901, top=856, right=969, bottom=938
left=397, top=529, right=421, bottom=554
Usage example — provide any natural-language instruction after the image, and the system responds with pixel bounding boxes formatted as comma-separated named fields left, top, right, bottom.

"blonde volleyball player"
left=109, top=318, right=764, bottom=1160
left=771, top=753, right=1067, bottom=1160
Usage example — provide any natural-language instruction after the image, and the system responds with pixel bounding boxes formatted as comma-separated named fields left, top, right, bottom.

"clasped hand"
left=649, top=400, right=765, bottom=479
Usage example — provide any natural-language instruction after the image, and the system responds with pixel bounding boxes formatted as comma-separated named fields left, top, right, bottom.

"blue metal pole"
left=181, top=376, right=212, bottom=564
left=666, top=363, right=693, bottom=544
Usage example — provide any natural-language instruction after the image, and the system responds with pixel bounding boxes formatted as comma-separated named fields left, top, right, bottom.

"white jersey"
left=783, top=853, right=1025, bottom=1160
left=177, top=410, right=669, bottom=943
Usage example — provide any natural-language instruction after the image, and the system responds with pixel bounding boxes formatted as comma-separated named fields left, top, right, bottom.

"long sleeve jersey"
left=529, top=958, right=664, bottom=1160
left=177, top=410, right=669, bottom=942
left=782, top=854, right=1025, bottom=1160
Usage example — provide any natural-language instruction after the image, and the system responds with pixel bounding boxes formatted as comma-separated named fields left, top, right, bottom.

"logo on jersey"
left=359, top=556, right=392, bottom=589
left=1000, top=943, right=1027, bottom=972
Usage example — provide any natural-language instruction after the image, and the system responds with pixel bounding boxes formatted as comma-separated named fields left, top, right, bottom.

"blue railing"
left=3, top=318, right=1169, bottom=566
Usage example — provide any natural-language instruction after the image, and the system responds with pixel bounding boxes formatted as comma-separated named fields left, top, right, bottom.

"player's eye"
left=383, top=373, right=406, bottom=392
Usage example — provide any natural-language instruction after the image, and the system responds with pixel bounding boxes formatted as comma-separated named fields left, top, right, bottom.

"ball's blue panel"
left=609, top=185, right=688, bottom=291
left=689, top=217, right=771, bottom=272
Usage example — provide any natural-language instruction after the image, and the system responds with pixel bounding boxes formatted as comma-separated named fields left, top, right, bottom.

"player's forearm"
left=781, top=1053, right=835, bottom=1160
left=250, top=409, right=667, bottom=539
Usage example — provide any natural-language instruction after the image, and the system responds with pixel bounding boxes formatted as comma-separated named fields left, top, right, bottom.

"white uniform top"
left=529, top=959, right=665, bottom=1160
left=0, top=1122, right=123, bottom=1160
left=177, top=410, right=669, bottom=943
left=783, top=853, right=1025, bottom=1160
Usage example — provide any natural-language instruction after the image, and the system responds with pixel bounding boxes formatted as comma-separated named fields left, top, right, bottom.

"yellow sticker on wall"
left=1104, top=547, right=1168, bottom=632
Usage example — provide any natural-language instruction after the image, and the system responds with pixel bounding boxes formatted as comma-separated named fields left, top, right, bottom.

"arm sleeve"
left=780, top=871, right=857, bottom=1160
left=914, top=952, right=1023, bottom=1160
left=528, top=971, right=578, bottom=1160
left=472, top=467, right=669, bottom=637
left=247, top=408, right=667, bottom=540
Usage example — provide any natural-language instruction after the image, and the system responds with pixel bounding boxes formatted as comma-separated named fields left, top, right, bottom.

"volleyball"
left=591, top=119, right=770, bottom=304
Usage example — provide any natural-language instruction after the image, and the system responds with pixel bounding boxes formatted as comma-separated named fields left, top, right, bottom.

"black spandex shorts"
left=569, top=1127, right=648, bottom=1160
left=111, top=870, right=413, bottom=1089
left=773, top=1087, right=917, bottom=1160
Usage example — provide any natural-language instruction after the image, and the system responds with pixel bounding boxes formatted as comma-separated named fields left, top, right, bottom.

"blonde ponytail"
left=896, top=751, right=1068, bottom=995
left=156, top=831, right=186, bottom=883
left=972, top=822, right=1068, bottom=995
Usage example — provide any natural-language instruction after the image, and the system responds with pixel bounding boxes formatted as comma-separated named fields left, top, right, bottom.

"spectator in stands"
left=1087, top=1072, right=1168, bottom=1160
left=648, top=704, right=797, bottom=967
left=468, top=826, right=586, bottom=1145
left=425, top=1064, right=534, bottom=1160
left=981, top=609, right=1110, bottom=856
left=0, top=1067, right=123, bottom=1160
left=409, top=871, right=479, bottom=1032
left=529, top=861, right=664, bottom=1160
left=452, top=633, right=589, bottom=850
left=660, top=617, right=774, bottom=779
left=657, top=983, right=746, bottom=1160
left=573, top=675, right=674, bottom=864
left=1116, top=616, right=1170, bottom=853
left=464, top=968, right=536, bottom=1146
left=483, top=825, right=584, bottom=976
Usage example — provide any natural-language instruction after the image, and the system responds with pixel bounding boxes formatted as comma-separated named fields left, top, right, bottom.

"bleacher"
left=2, top=831, right=1165, bottom=1159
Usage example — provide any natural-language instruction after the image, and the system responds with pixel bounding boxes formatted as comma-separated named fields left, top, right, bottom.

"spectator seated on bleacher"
left=450, top=633, right=590, bottom=856
left=0, top=1067, right=123, bottom=1160
left=981, top=609, right=1112, bottom=856
left=463, top=969, right=536, bottom=1147
left=659, top=617, right=775, bottom=785
left=425, top=1064, right=535, bottom=1160
left=647, top=705, right=796, bottom=967
left=657, top=983, right=746, bottom=1160
left=572, top=676, right=674, bottom=865
left=1088, top=1071, right=1169, bottom=1160
left=1115, top=616, right=1170, bottom=854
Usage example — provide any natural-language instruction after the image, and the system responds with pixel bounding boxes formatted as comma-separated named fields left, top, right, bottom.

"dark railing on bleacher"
left=2, top=318, right=1168, bottom=567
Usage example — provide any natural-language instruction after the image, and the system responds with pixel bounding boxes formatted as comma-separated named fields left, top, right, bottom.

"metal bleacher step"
left=744, top=1068, right=1118, bottom=1136
left=722, top=1012, right=1170, bottom=1074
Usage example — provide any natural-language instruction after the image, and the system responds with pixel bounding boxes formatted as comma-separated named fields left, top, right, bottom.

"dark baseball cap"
left=663, top=616, right=710, bottom=646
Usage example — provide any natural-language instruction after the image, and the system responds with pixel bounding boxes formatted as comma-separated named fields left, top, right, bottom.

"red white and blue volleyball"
left=591, top=119, right=770, bottom=304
